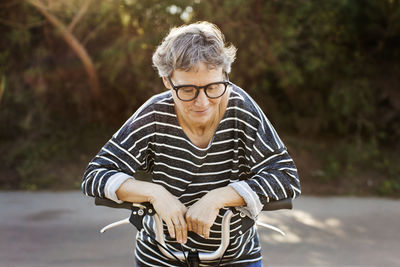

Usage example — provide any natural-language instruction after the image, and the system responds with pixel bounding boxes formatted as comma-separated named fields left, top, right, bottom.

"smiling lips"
left=193, top=108, right=209, bottom=114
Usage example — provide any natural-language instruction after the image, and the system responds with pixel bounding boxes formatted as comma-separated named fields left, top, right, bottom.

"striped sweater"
left=82, top=84, right=301, bottom=266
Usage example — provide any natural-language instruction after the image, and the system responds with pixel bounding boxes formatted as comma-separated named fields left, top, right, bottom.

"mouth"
left=193, top=108, right=209, bottom=114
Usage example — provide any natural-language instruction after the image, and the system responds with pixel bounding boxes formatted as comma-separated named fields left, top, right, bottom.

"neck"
left=178, top=108, right=220, bottom=136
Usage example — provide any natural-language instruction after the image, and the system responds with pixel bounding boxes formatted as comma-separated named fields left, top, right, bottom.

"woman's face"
left=163, top=63, right=228, bottom=128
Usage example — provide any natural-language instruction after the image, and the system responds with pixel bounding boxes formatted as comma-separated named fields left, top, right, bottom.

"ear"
left=162, top=76, right=171, bottom=89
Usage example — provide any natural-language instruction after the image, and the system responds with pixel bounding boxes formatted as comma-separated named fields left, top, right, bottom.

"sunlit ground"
left=0, top=192, right=399, bottom=266
left=257, top=197, right=400, bottom=266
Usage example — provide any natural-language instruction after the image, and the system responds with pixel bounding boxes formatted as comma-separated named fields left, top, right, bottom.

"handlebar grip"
left=95, top=197, right=133, bottom=210
left=262, top=198, right=292, bottom=211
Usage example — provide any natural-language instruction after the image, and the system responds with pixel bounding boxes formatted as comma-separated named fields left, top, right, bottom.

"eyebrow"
left=170, top=77, right=226, bottom=87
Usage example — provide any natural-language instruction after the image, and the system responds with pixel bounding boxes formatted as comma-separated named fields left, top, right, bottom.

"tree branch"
left=68, top=0, right=92, bottom=33
left=27, top=0, right=100, bottom=99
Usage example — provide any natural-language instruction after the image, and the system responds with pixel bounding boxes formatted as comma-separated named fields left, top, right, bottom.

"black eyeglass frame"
left=167, top=75, right=231, bottom=102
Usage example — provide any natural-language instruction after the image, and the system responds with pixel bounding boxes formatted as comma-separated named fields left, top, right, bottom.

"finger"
left=172, top=218, right=183, bottom=243
left=196, top=219, right=204, bottom=237
left=185, top=214, right=192, bottom=232
left=165, top=218, right=175, bottom=238
left=178, top=216, right=188, bottom=244
left=203, top=223, right=210, bottom=239
left=191, top=218, right=198, bottom=234
left=186, top=219, right=192, bottom=232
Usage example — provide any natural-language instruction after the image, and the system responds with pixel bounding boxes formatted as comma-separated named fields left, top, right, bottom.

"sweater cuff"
left=104, top=172, right=134, bottom=203
left=229, top=181, right=263, bottom=219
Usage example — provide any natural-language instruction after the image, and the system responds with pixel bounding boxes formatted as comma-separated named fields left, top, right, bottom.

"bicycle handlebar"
left=95, top=197, right=137, bottom=210
left=95, top=197, right=292, bottom=261
left=94, top=197, right=293, bottom=211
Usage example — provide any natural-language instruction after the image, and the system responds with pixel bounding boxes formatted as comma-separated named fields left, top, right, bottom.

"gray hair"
left=152, top=21, right=237, bottom=77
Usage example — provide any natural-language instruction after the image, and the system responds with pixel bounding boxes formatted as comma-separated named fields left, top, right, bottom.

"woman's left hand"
left=185, top=192, right=221, bottom=239
left=185, top=186, right=246, bottom=239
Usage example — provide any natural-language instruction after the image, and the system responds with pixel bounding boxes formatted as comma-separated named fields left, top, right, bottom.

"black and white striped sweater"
left=82, top=84, right=301, bottom=266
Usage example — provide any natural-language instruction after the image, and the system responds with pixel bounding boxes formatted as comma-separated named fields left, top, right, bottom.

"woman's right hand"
left=149, top=185, right=188, bottom=244
left=116, top=179, right=187, bottom=243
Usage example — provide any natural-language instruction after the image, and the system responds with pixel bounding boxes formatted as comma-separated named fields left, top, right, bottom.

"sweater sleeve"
left=229, top=102, right=301, bottom=218
left=81, top=104, right=155, bottom=203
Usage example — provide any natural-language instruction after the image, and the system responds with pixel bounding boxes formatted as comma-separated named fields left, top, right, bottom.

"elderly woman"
left=82, top=21, right=300, bottom=266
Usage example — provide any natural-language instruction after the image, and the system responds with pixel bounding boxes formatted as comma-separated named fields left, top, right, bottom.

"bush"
left=1, top=0, right=399, bottom=195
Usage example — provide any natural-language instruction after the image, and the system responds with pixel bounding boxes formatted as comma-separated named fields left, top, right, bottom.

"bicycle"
left=94, top=197, right=293, bottom=267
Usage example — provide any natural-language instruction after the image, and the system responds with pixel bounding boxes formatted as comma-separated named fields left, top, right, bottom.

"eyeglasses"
left=167, top=76, right=231, bottom=102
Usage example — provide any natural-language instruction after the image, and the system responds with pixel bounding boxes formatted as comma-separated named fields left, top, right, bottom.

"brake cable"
left=180, top=243, right=190, bottom=266
left=146, top=232, right=186, bottom=266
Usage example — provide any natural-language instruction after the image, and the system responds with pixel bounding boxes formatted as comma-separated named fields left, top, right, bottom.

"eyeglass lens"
left=177, top=83, right=226, bottom=101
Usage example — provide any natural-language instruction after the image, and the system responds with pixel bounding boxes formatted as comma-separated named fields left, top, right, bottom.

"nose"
left=194, top=89, right=209, bottom=107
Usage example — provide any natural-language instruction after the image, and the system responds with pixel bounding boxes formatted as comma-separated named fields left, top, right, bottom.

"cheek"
left=208, top=98, right=221, bottom=107
left=174, top=99, right=191, bottom=112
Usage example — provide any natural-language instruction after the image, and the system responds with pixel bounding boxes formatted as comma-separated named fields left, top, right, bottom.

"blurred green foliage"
left=0, top=0, right=399, bottom=195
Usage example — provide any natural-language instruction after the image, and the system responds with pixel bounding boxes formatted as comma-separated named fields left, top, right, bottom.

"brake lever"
left=100, top=217, right=130, bottom=233
left=100, top=202, right=156, bottom=233
left=256, top=221, right=286, bottom=236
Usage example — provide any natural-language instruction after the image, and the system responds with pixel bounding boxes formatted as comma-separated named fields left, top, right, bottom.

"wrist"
left=208, top=186, right=245, bottom=209
left=207, top=188, right=227, bottom=209
left=147, top=183, right=165, bottom=204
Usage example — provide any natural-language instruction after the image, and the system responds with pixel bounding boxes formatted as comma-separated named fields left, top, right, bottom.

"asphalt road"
left=0, top=191, right=399, bottom=267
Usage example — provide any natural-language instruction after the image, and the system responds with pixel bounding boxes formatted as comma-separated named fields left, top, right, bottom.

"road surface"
left=0, top=191, right=399, bottom=266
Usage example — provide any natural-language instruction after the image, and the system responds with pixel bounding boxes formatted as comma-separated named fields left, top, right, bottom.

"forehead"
left=172, top=63, right=223, bottom=85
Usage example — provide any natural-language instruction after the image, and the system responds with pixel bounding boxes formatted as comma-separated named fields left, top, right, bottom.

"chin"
left=190, top=114, right=211, bottom=124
